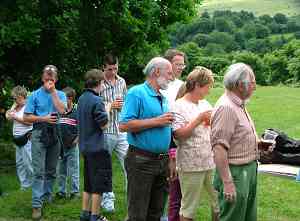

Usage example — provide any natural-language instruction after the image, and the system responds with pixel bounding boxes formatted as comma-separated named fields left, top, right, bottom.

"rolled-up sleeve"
left=24, top=93, right=35, bottom=114
left=211, top=105, right=237, bottom=150
left=120, top=91, right=140, bottom=123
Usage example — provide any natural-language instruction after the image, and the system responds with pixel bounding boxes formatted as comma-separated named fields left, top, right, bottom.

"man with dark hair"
left=24, top=65, right=67, bottom=220
left=162, top=49, right=186, bottom=221
left=161, top=49, right=186, bottom=103
left=99, top=53, right=128, bottom=212
left=78, top=69, right=111, bottom=221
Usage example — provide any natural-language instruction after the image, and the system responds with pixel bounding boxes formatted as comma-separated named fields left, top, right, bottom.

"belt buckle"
left=158, top=153, right=168, bottom=159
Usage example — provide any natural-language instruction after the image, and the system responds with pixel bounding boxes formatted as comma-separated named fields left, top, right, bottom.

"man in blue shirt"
left=24, top=65, right=67, bottom=220
left=119, top=57, right=174, bottom=221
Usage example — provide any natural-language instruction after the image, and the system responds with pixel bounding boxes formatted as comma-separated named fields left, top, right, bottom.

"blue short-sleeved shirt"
left=24, top=86, right=67, bottom=116
left=120, top=81, right=171, bottom=153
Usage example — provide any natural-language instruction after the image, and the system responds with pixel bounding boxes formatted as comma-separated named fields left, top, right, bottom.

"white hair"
left=223, top=63, right=254, bottom=90
left=143, top=57, right=171, bottom=76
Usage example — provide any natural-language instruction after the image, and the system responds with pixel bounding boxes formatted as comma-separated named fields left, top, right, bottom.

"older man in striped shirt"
left=211, top=63, right=259, bottom=221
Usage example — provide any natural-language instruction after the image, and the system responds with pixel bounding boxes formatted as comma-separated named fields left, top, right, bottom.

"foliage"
left=0, top=0, right=202, bottom=140
left=169, top=10, right=300, bottom=85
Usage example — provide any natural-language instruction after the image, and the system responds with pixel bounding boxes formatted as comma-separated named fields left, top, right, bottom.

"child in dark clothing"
left=56, top=87, right=80, bottom=199
left=78, top=69, right=111, bottom=221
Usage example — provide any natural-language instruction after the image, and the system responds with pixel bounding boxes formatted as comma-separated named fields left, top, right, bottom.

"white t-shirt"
left=160, top=78, right=184, bottom=107
left=13, top=106, right=33, bottom=136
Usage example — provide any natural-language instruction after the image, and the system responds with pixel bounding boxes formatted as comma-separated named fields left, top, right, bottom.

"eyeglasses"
left=174, top=63, right=186, bottom=68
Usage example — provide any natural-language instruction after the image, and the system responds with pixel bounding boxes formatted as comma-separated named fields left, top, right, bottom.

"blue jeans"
left=102, top=133, right=128, bottom=207
left=16, top=140, right=33, bottom=189
left=56, top=145, right=80, bottom=194
left=31, top=128, right=60, bottom=208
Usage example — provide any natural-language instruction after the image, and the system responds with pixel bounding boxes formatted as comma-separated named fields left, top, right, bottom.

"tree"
left=242, top=23, right=257, bottom=39
left=245, top=39, right=271, bottom=54
left=263, top=51, right=289, bottom=83
left=192, top=33, right=212, bottom=47
left=255, top=23, right=270, bottom=39
left=259, top=14, right=273, bottom=25
left=214, top=17, right=235, bottom=33
left=209, top=31, right=238, bottom=52
left=201, top=11, right=210, bottom=19
left=204, top=43, right=225, bottom=56
left=274, top=13, right=288, bottom=24
left=177, top=42, right=203, bottom=73
left=231, top=51, right=267, bottom=85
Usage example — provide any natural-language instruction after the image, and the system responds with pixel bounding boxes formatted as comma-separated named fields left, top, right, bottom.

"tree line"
left=168, top=10, right=300, bottom=85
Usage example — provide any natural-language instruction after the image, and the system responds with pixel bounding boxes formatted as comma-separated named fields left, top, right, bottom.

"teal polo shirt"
left=24, top=86, right=67, bottom=116
left=120, top=81, right=171, bottom=153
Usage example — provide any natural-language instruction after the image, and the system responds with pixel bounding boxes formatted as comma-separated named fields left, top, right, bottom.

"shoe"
left=56, top=192, right=67, bottom=199
left=41, top=193, right=53, bottom=204
left=70, top=192, right=80, bottom=200
left=32, top=207, right=42, bottom=220
left=90, top=215, right=109, bottom=221
left=101, top=192, right=115, bottom=213
left=80, top=212, right=90, bottom=221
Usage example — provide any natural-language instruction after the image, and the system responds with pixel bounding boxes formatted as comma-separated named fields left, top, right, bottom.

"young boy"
left=56, top=86, right=80, bottom=199
left=6, top=85, right=33, bottom=190
left=77, top=69, right=111, bottom=221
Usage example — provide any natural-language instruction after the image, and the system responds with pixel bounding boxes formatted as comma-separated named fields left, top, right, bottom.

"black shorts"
left=83, top=150, right=112, bottom=194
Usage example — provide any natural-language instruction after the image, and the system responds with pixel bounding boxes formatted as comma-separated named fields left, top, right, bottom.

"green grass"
left=199, top=0, right=300, bottom=16
left=1, top=86, right=300, bottom=220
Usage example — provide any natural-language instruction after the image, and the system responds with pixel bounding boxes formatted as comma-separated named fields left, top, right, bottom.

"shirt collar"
left=226, top=90, right=245, bottom=108
left=144, top=81, right=162, bottom=97
left=104, top=74, right=121, bottom=85
left=84, top=88, right=99, bottom=96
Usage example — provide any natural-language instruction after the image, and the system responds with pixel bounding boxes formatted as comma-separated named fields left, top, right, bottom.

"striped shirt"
left=211, top=91, right=259, bottom=165
left=100, top=75, right=127, bottom=134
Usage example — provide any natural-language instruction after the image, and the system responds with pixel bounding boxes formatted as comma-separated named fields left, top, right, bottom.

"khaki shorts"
left=178, top=170, right=219, bottom=219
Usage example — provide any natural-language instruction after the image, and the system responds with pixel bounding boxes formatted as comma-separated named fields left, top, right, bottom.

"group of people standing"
left=6, top=49, right=266, bottom=221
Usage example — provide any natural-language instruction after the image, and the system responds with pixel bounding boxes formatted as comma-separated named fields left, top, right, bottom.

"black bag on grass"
left=259, top=128, right=300, bottom=165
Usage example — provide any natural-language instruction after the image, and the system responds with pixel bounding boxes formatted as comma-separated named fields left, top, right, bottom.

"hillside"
left=199, top=0, right=300, bottom=16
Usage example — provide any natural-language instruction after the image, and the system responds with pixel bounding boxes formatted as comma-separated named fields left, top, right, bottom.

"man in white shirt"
left=161, top=49, right=186, bottom=221
left=161, top=49, right=186, bottom=105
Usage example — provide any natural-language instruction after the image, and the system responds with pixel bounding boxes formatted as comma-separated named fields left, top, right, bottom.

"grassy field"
left=0, top=86, right=300, bottom=221
left=199, top=0, right=300, bottom=16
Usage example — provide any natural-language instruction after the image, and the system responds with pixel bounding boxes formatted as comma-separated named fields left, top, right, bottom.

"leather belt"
left=128, top=145, right=169, bottom=160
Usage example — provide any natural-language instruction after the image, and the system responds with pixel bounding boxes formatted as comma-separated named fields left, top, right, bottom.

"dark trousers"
left=125, top=149, right=169, bottom=221
left=168, top=178, right=181, bottom=221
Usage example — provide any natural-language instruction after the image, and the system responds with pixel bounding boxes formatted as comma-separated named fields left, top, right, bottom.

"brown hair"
left=11, top=85, right=28, bottom=98
left=84, top=69, right=104, bottom=89
left=177, top=66, right=214, bottom=97
left=175, top=83, right=187, bottom=100
left=164, top=49, right=185, bottom=62
left=43, top=65, right=58, bottom=79
left=63, top=86, right=76, bottom=98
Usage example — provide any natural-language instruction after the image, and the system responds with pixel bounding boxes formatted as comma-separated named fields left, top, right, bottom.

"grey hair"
left=143, top=57, right=171, bottom=76
left=223, top=63, right=254, bottom=90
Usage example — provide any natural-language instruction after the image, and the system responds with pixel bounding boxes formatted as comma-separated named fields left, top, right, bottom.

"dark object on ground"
left=259, top=128, right=300, bottom=166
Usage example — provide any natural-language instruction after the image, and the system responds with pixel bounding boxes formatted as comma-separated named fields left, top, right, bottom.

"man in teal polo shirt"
left=24, top=65, right=67, bottom=220
left=119, top=57, right=174, bottom=221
